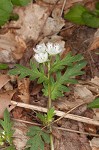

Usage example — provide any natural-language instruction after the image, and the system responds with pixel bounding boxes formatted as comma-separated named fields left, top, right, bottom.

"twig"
left=54, top=126, right=99, bottom=137
left=12, top=118, right=99, bottom=137
left=60, top=0, right=67, bottom=16
left=53, top=102, right=85, bottom=124
left=11, top=101, right=99, bottom=126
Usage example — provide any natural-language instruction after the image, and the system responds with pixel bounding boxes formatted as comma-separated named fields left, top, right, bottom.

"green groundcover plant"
left=9, top=42, right=87, bottom=150
left=64, top=2, right=99, bottom=28
left=0, top=109, right=15, bottom=150
left=0, top=0, right=32, bottom=26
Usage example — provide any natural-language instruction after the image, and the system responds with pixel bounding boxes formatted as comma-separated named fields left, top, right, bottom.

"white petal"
left=33, top=43, right=46, bottom=53
left=34, top=52, right=48, bottom=63
left=53, top=43, right=62, bottom=54
left=46, top=43, right=54, bottom=55
left=46, top=42, right=62, bottom=55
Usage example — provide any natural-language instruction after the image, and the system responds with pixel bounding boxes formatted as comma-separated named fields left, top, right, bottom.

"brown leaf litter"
left=0, top=32, right=26, bottom=63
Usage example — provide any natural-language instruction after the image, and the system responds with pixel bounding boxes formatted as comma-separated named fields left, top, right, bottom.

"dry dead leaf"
left=17, top=78, right=30, bottom=104
left=0, top=31, right=26, bottom=63
left=90, top=137, right=99, bottom=150
left=4, top=82, right=13, bottom=91
left=31, top=84, right=43, bottom=96
left=43, top=16, right=65, bottom=36
left=0, top=74, right=10, bottom=89
left=90, top=76, right=99, bottom=86
left=74, top=84, right=94, bottom=102
left=9, top=4, right=49, bottom=40
left=93, top=109, right=99, bottom=121
left=8, top=3, right=65, bottom=41
left=0, top=90, right=15, bottom=118
left=89, top=29, right=99, bottom=51
left=43, top=7, right=65, bottom=36
left=13, top=122, right=28, bottom=150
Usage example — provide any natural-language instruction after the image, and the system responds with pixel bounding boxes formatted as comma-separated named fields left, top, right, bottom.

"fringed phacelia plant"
left=9, top=42, right=87, bottom=150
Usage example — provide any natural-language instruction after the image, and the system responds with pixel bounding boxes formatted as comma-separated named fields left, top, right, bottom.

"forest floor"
left=0, top=0, right=99, bottom=150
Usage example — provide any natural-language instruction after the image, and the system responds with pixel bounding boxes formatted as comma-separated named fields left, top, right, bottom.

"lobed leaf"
left=9, top=63, right=48, bottom=84
left=50, top=52, right=84, bottom=73
left=0, top=109, right=14, bottom=145
left=50, top=60, right=87, bottom=100
left=27, top=126, right=50, bottom=150
left=88, top=98, right=99, bottom=108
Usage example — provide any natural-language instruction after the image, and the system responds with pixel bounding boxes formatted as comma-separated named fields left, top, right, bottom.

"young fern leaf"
left=9, top=62, right=48, bottom=84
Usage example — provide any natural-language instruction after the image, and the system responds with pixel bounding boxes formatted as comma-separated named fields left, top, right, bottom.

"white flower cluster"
left=33, top=43, right=63, bottom=63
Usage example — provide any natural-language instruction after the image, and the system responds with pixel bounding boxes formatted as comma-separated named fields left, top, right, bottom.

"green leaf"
left=50, top=60, right=87, bottom=100
left=0, top=109, right=14, bottom=145
left=9, top=64, right=33, bottom=78
left=46, top=107, right=55, bottom=124
left=37, top=108, right=55, bottom=125
left=82, top=11, right=99, bottom=28
left=27, top=126, right=41, bottom=137
left=11, top=0, right=32, bottom=6
left=27, top=135, right=43, bottom=150
left=0, top=0, right=13, bottom=26
left=88, top=98, right=99, bottom=108
left=36, top=113, right=46, bottom=124
left=50, top=53, right=84, bottom=73
left=0, top=64, right=8, bottom=70
left=64, top=4, right=87, bottom=25
left=27, top=126, right=50, bottom=150
left=41, top=132, right=50, bottom=144
left=9, top=63, right=48, bottom=84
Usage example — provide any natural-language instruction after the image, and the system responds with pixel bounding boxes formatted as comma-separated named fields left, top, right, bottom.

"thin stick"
left=55, top=126, right=99, bottom=137
left=60, top=0, right=67, bottom=16
left=53, top=102, right=85, bottom=124
left=11, top=101, right=99, bottom=126
left=12, top=118, right=99, bottom=137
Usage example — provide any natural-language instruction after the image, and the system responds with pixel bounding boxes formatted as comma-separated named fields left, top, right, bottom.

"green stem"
left=48, top=60, right=54, bottom=150
left=48, top=61, right=51, bottom=109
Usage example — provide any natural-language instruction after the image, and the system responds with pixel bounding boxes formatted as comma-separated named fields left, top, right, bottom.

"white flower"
left=34, top=52, right=48, bottom=63
left=33, top=43, right=47, bottom=53
left=46, top=43, right=63, bottom=55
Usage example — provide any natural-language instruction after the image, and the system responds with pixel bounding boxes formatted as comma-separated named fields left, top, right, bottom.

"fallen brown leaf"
left=17, top=78, right=30, bottom=104
left=0, top=31, right=26, bottom=63
left=13, top=122, right=28, bottom=150
left=0, top=90, right=15, bottom=118
left=0, top=74, right=10, bottom=89
left=9, top=4, right=49, bottom=40
left=89, top=28, right=99, bottom=51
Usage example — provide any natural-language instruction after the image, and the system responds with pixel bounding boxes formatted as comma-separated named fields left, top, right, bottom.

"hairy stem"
left=48, top=60, right=54, bottom=150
